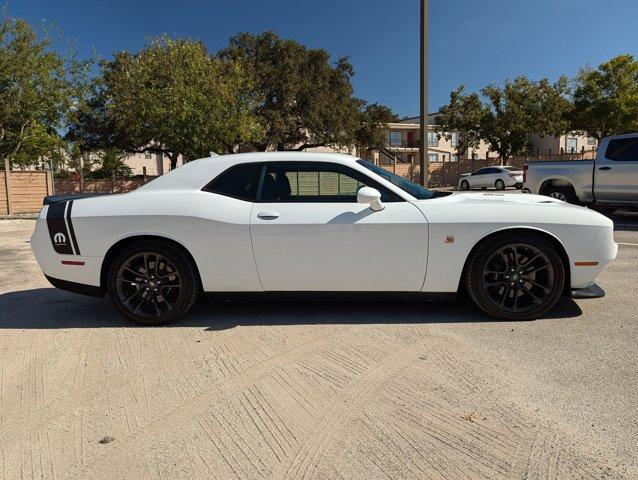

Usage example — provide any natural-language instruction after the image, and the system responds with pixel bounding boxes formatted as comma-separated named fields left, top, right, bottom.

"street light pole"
left=419, top=0, right=429, bottom=187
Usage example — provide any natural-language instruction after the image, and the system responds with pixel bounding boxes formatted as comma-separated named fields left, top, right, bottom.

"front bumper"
left=570, top=283, right=605, bottom=299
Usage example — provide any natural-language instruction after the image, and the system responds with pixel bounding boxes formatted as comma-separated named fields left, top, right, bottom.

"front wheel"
left=108, top=241, right=199, bottom=325
left=464, top=232, right=565, bottom=320
left=460, top=180, right=469, bottom=191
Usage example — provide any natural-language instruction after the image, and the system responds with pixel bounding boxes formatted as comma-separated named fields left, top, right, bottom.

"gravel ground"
left=0, top=215, right=636, bottom=480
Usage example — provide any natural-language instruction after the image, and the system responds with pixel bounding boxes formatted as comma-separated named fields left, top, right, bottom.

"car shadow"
left=0, top=288, right=583, bottom=330
left=607, top=210, right=638, bottom=231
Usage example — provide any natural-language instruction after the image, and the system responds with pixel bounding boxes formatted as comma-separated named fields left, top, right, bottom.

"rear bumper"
left=570, top=283, right=605, bottom=299
left=45, top=275, right=104, bottom=297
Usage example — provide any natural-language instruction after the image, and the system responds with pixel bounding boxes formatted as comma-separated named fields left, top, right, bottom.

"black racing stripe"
left=46, top=201, right=74, bottom=255
left=66, top=201, right=81, bottom=255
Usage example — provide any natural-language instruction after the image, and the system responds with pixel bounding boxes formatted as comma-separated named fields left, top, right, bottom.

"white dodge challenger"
left=31, top=152, right=617, bottom=325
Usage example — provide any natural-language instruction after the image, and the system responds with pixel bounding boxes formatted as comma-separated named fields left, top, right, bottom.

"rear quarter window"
left=203, top=163, right=262, bottom=201
left=605, top=138, right=638, bottom=161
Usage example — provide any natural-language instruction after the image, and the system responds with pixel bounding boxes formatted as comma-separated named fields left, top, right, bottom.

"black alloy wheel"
left=108, top=241, right=199, bottom=325
left=465, top=232, right=565, bottom=320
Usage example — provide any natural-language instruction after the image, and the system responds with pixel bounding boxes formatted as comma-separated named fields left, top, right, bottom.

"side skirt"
left=202, top=291, right=457, bottom=303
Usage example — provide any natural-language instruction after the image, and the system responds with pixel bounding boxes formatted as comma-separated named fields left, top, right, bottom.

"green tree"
left=437, top=77, right=571, bottom=161
left=435, top=86, right=484, bottom=158
left=84, top=149, right=132, bottom=179
left=0, top=15, right=83, bottom=169
left=219, top=32, right=360, bottom=151
left=69, top=36, right=261, bottom=169
left=355, top=103, right=398, bottom=152
left=571, top=54, right=638, bottom=140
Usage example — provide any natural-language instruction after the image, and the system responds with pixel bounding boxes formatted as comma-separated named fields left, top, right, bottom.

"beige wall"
left=123, top=152, right=183, bottom=176
left=531, top=133, right=597, bottom=155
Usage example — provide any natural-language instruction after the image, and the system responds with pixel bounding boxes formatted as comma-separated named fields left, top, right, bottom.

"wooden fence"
left=1, top=170, right=53, bottom=215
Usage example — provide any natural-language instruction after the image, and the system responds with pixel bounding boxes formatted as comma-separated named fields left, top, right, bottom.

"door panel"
left=595, top=138, right=638, bottom=204
left=250, top=202, right=428, bottom=291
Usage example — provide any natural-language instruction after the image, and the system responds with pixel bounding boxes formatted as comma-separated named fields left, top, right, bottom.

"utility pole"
left=419, top=0, right=429, bottom=187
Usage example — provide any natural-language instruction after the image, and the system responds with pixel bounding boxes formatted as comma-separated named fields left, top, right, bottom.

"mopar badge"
left=53, top=232, right=67, bottom=244
left=444, top=235, right=455, bottom=244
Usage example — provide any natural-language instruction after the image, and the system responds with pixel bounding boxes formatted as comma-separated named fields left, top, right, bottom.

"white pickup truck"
left=523, top=133, right=638, bottom=211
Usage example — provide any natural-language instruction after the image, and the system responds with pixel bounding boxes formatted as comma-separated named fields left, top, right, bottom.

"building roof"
left=396, top=113, right=440, bottom=125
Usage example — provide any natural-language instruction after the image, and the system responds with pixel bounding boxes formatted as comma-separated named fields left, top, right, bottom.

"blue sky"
left=9, top=0, right=638, bottom=117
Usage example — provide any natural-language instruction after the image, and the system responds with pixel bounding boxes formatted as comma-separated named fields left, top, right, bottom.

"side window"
left=473, top=168, right=486, bottom=176
left=259, top=163, right=401, bottom=203
left=605, top=138, right=638, bottom=161
left=203, top=163, right=262, bottom=201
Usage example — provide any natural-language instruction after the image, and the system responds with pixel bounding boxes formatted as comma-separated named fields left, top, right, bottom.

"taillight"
left=523, top=164, right=528, bottom=183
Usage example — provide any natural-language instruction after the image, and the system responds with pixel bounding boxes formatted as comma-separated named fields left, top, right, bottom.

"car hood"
left=413, top=191, right=612, bottom=228
left=439, top=192, right=563, bottom=206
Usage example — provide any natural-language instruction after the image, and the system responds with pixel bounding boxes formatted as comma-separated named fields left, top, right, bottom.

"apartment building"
left=530, top=133, right=597, bottom=155
left=361, top=114, right=497, bottom=166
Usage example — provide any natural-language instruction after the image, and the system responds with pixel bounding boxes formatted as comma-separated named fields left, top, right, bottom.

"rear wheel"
left=460, top=180, right=469, bottom=191
left=465, top=232, right=565, bottom=320
left=495, top=179, right=505, bottom=190
left=108, top=241, right=199, bottom=325
left=545, top=186, right=578, bottom=204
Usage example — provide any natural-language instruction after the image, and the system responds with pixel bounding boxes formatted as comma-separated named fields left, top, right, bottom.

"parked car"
left=31, top=152, right=616, bottom=325
left=523, top=133, right=638, bottom=211
left=458, top=166, right=523, bottom=191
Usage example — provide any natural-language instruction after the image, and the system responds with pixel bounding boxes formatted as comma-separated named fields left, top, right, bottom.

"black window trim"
left=255, top=161, right=404, bottom=203
left=201, top=161, right=405, bottom=203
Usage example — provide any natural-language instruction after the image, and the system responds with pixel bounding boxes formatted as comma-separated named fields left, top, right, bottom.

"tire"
left=108, top=240, right=199, bottom=325
left=495, top=179, right=505, bottom=190
left=460, top=180, right=470, bottom=191
left=464, top=232, right=565, bottom=320
left=545, top=186, right=578, bottom=204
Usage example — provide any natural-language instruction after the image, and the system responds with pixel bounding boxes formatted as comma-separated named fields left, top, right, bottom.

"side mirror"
left=357, top=187, right=384, bottom=211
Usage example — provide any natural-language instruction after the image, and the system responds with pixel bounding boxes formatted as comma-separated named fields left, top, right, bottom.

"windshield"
left=357, top=160, right=434, bottom=200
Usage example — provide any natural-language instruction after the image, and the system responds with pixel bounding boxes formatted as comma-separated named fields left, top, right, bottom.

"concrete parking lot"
left=0, top=209, right=637, bottom=479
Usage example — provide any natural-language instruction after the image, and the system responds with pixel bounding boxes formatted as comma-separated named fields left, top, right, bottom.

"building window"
left=471, top=152, right=478, bottom=160
left=144, top=151, right=152, bottom=159
left=427, top=131, right=439, bottom=147
left=566, top=137, right=578, bottom=153
left=451, top=154, right=459, bottom=162
left=407, top=154, right=414, bottom=164
left=451, top=132, right=459, bottom=147
left=388, top=131, right=403, bottom=147
left=428, top=153, right=439, bottom=163
left=587, top=136, right=597, bottom=145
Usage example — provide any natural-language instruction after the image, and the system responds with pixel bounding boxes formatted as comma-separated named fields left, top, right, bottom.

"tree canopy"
left=437, top=76, right=571, bottom=160
left=0, top=15, right=83, bottom=169
left=354, top=103, right=398, bottom=151
left=571, top=54, right=638, bottom=140
left=69, top=36, right=262, bottom=169
left=219, top=32, right=362, bottom=151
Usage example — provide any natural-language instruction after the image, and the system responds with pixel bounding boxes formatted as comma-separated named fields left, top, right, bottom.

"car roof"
left=134, top=152, right=414, bottom=199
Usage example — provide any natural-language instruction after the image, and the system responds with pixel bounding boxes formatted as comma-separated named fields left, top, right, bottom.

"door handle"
left=599, top=166, right=612, bottom=171
left=257, top=211, right=280, bottom=220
